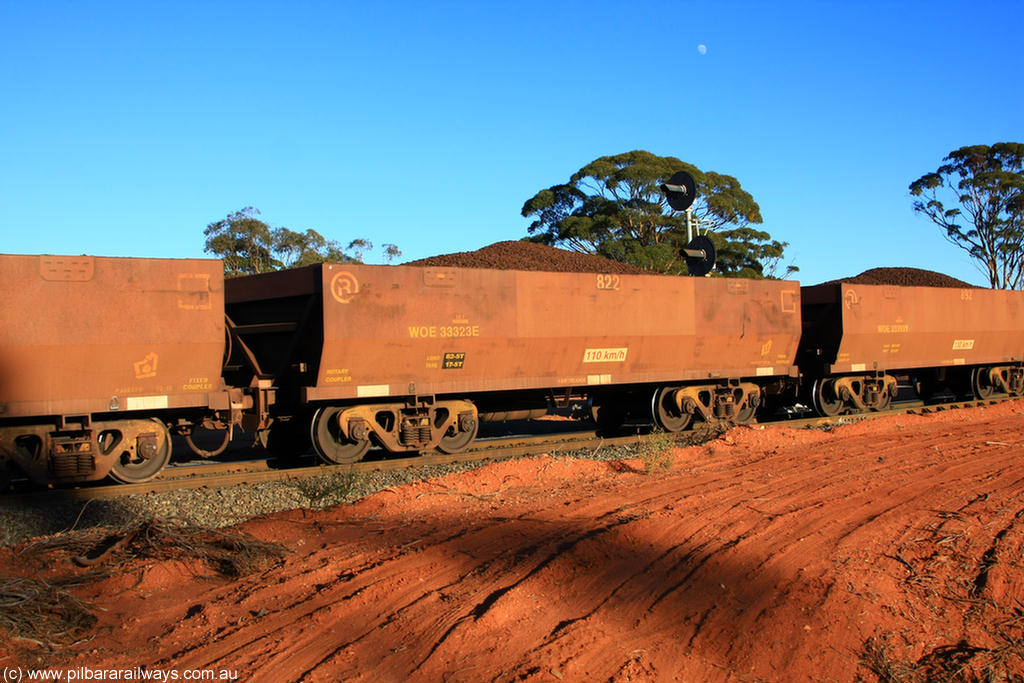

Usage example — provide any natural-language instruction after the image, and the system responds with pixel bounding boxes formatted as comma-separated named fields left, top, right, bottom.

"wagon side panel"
left=307, top=265, right=801, bottom=402
left=824, top=284, right=1023, bottom=373
left=0, top=254, right=226, bottom=418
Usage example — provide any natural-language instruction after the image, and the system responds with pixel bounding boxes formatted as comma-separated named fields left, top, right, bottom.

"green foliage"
left=714, top=227, right=795, bottom=280
left=204, top=207, right=401, bottom=277
left=522, top=150, right=797, bottom=278
left=638, top=429, right=675, bottom=473
left=909, top=142, right=1024, bottom=289
left=203, top=207, right=277, bottom=276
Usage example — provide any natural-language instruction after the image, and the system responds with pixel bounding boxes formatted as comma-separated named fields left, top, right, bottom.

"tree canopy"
left=521, top=150, right=796, bottom=278
left=909, top=143, right=1024, bottom=289
left=204, top=207, right=400, bottom=277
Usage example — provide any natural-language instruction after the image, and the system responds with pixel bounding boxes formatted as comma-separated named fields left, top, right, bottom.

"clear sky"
left=1, top=0, right=1021, bottom=286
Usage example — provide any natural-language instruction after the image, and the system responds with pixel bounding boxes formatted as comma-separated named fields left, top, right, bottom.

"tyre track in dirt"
left=6, top=401, right=1024, bottom=682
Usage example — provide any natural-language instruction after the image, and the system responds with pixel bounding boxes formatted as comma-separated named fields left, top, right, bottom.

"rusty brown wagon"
left=0, top=254, right=242, bottom=485
left=225, top=263, right=802, bottom=464
left=799, top=282, right=1024, bottom=415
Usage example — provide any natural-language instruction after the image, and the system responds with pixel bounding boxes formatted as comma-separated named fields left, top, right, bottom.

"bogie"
left=306, top=399, right=480, bottom=464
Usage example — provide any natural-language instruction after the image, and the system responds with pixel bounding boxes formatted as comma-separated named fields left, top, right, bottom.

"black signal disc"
left=661, top=171, right=697, bottom=212
left=684, top=235, right=716, bottom=276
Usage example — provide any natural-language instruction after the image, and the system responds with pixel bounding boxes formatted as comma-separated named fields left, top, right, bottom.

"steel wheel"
left=651, top=387, right=692, bottom=432
left=971, top=367, right=996, bottom=399
left=811, top=378, right=844, bottom=417
left=733, top=399, right=758, bottom=425
left=311, top=407, right=370, bottom=464
left=437, top=412, right=478, bottom=454
left=108, top=419, right=172, bottom=484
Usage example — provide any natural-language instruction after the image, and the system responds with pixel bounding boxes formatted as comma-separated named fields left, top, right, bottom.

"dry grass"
left=288, top=468, right=363, bottom=509
left=0, top=576, right=96, bottom=647
left=4, top=518, right=291, bottom=651
left=861, top=634, right=1024, bottom=683
left=23, top=517, right=291, bottom=578
left=859, top=505, right=1024, bottom=683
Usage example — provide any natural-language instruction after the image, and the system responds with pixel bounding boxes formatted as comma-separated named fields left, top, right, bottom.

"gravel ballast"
left=0, top=464, right=486, bottom=548
left=1, top=427, right=727, bottom=548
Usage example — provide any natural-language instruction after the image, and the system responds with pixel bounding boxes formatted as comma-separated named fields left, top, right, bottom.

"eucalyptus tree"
left=522, top=150, right=796, bottom=278
left=204, top=207, right=400, bottom=277
left=910, top=143, right=1024, bottom=289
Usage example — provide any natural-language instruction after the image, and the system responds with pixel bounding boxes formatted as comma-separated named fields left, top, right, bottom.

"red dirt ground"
left=4, top=401, right=1024, bottom=682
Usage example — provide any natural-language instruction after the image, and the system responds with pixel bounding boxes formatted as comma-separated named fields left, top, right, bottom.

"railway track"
left=0, top=395, right=1014, bottom=506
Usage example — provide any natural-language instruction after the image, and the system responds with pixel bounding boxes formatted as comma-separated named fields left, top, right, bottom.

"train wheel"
left=108, top=419, right=172, bottom=484
left=873, top=388, right=892, bottom=411
left=733, top=401, right=757, bottom=425
left=437, top=413, right=479, bottom=454
left=971, top=367, right=996, bottom=400
left=651, top=387, right=692, bottom=432
left=811, top=378, right=844, bottom=417
left=311, top=407, right=370, bottom=465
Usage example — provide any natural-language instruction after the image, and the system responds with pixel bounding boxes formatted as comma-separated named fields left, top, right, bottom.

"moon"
left=697, top=44, right=707, bottom=55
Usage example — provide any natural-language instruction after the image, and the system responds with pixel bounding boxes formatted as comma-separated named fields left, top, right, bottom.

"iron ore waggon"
left=3, top=249, right=1024, bottom=489
left=223, top=263, right=802, bottom=464
left=0, top=254, right=245, bottom=486
left=799, top=282, right=1024, bottom=415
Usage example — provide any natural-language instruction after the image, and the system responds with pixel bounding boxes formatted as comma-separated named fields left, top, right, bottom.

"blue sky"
left=1, top=0, right=1021, bottom=286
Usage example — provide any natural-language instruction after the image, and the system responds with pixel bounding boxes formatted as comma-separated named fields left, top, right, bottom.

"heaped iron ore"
left=404, top=241, right=653, bottom=275
left=817, top=267, right=976, bottom=288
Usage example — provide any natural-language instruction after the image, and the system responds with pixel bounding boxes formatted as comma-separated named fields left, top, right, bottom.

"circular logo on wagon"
left=330, top=271, right=360, bottom=304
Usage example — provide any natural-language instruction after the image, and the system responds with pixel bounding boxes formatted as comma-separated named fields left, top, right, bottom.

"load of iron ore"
left=404, top=240, right=652, bottom=274
left=818, top=267, right=976, bottom=288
